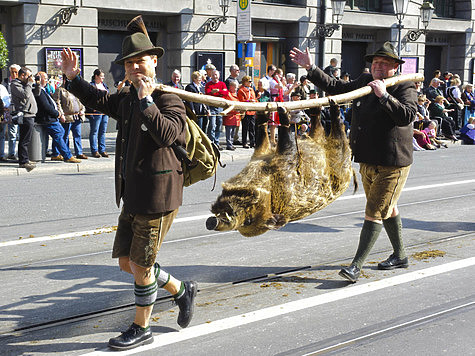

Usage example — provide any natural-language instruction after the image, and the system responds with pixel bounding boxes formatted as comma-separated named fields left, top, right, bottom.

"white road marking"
left=2, top=179, right=475, bottom=248
left=0, top=215, right=212, bottom=247
left=302, top=300, right=475, bottom=355
left=81, top=257, right=475, bottom=355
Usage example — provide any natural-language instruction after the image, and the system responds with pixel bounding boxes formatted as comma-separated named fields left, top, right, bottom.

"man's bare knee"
left=130, top=260, right=154, bottom=284
left=118, top=257, right=132, bottom=274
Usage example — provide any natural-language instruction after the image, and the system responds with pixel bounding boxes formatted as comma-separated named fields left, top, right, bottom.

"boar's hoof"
left=277, top=107, right=290, bottom=126
left=256, top=112, right=268, bottom=126
left=265, top=214, right=288, bottom=230
left=206, top=216, right=219, bottom=230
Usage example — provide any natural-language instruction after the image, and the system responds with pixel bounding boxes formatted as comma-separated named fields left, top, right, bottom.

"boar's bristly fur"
left=207, top=102, right=355, bottom=237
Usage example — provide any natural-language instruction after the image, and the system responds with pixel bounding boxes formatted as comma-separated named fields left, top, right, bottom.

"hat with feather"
left=115, top=15, right=164, bottom=65
left=364, top=41, right=404, bottom=64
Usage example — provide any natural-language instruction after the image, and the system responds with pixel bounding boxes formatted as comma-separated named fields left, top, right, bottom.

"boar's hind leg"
left=277, top=107, right=293, bottom=154
left=308, top=107, right=325, bottom=140
left=329, top=100, right=346, bottom=140
left=253, top=112, right=271, bottom=157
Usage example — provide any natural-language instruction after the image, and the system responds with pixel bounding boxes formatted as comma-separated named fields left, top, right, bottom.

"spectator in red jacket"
left=205, top=70, right=228, bottom=149
left=223, top=81, right=240, bottom=150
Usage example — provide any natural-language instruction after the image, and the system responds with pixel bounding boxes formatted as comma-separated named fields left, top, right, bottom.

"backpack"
left=142, top=99, right=224, bottom=188
left=171, top=106, right=224, bottom=187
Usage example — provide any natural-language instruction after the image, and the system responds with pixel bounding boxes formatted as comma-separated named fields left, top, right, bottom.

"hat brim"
left=115, top=47, right=164, bottom=65
left=364, top=54, right=405, bottom=64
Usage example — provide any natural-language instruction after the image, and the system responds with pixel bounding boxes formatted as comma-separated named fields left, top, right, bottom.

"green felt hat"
left=364, top=41, right=404, bottom=64
left=115, top=15, right=164, bottom=65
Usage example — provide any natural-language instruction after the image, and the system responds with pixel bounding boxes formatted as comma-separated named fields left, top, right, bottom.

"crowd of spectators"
left=3, top=61, right=473, bottom=172
left=412, top=68, right=475, bottom=150
left=0, top=64, right=111, bottom=171
left=177, top=61, right=350, bottom=151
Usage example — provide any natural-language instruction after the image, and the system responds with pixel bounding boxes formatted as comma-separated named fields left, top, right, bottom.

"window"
left=346, top=0, right=382, bottom=11
left=429, top=0, right=455, bottom=18
left=253, top=0, right=298, bottom=4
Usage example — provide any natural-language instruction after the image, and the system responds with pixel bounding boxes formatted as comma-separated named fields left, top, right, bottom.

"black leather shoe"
left=339, top=264, right=360, bottom=283
left=378, top=255, right=409, bottom=270
left=108, top=323, right=153, bottom=350
left=175, top=281, right=198, bottom=328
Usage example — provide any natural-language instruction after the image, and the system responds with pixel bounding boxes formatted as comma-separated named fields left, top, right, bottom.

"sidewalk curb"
left=0, top=149, right=253, bottom=176
left=0, top=160, right=116, bottom=176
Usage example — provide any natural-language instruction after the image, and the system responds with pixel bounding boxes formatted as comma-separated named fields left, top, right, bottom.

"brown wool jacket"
left=67, top=76, right=187, bottom=214
left=306, top=66, right=417, bottom=167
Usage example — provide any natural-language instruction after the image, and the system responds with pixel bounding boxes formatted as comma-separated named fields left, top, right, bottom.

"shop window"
left=346, top=0, right=382, bottom=12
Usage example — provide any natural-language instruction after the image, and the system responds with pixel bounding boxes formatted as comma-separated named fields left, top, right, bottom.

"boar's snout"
left=205, top=212, right=236, bottom=232
left=206, top=216, right=219, bottom=230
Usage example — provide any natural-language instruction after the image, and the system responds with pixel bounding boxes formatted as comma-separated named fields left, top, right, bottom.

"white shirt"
left=0, top=84, right=10, bottom=108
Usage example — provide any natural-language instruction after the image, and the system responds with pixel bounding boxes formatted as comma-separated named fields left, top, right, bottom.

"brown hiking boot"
left=65, top=157, right=81, bottom=163
left=19, top=162, right=36, bottom=172
left=51, top=155, right=64, bottom=161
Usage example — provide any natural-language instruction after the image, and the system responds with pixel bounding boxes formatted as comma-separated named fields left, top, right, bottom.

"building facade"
left=0, top=0, right=474, bottom=90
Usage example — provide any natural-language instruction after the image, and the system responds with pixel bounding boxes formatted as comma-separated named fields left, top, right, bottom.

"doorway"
left=341, top=42, right=368, bottom=80
left=424, top=45, right=442, bottom=87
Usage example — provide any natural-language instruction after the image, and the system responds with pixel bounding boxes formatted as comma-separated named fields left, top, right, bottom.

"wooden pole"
left=153, top=73, right=424, bottom=113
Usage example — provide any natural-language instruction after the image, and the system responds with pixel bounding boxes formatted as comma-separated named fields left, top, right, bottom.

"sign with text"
left=237, top=0, right=252, bottom=42
left=400, top=57, right=418, bottom=75
left=45, top=47, right=83, bottom=79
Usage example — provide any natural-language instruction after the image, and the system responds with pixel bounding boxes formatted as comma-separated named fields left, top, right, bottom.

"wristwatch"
left=140, top=95, right=154, bottom=111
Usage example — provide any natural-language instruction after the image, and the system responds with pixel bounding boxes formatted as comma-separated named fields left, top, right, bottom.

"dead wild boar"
left=206, top=103, right=356, bottom=237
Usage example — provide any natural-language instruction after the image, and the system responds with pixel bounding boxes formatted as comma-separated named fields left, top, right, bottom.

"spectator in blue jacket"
left=34, top=72, right=81, bottom=163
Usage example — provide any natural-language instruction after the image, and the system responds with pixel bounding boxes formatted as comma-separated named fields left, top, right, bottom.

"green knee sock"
left=153, top=262, right=171, bottom=288
left=383, top=214, right=406, bottom=259
left=352, top=220, right=383, bottom=269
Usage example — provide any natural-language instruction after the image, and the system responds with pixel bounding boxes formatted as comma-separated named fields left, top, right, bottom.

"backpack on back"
left=171, top=106, right=223, bottom=187
left=142, top=98, right=224, bottom=187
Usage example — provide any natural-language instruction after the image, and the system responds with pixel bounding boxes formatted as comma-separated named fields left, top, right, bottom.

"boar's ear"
left=277, top=107, right=290, bottom=126
left=265, top=214, right=288, bottom=230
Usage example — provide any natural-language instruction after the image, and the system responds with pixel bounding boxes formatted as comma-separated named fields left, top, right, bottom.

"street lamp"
left=407, top=2, right=435, bottom=41
left=206, top=0, right=231, bottom=32
left=317, top=0, right=346, bottom=38
left=60, top=0, right=79, bottom=24
left=392, top=0, right=409, bottom=57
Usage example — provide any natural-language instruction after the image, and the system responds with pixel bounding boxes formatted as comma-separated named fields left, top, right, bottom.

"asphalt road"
left=0, top=145, right=474, bottom=356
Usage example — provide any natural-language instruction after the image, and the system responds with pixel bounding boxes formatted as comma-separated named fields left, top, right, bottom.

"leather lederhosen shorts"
left=112, top=208, right=179, bottom=268
left=359, top=163, right=411, bottom=220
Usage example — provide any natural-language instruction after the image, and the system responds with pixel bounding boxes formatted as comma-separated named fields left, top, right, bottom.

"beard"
left=128, top=66, right=156, bottom=87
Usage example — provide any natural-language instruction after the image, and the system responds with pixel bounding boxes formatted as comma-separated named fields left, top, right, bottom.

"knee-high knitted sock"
left=351, top=220, right=383, bottom=269
left=383, top=214, right=406, bottom=259
left=153, top=262, right=170, bottom=288
left=134, top=279, right=158, bottom=308
left=153, top=262, right=185, bottom=299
